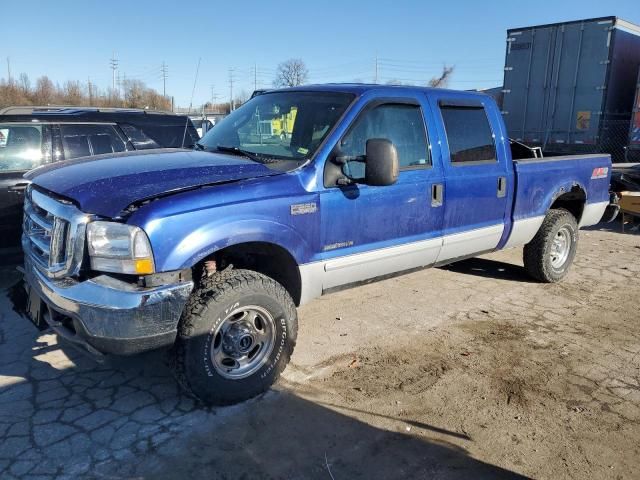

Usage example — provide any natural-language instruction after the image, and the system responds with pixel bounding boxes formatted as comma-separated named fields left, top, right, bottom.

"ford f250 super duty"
left=21, top=84, right=616, bottom=405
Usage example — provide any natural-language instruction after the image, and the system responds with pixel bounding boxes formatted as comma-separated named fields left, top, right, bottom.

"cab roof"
left=267, top=83, right=491, bottom=100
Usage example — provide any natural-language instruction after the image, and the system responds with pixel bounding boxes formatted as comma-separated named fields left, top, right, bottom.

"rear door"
left=427, top=93, right=510, bottom=263
left=0, top=123, right=52, bottom=249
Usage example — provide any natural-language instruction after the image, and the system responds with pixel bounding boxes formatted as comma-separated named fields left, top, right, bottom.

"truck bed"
left=512, top=153, right=611, bottom=224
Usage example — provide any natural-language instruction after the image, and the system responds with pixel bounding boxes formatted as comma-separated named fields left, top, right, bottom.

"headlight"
left=86, top=221, right=155, bottom=275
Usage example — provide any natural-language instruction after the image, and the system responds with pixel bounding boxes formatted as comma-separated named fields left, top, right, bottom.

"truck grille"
left=23, top=186, right=91, bottom=278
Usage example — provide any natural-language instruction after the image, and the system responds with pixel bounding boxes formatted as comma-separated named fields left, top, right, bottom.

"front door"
left=319, top=97, right=444, bottom=289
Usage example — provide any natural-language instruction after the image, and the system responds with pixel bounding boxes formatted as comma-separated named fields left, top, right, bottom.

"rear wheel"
left=173, top=269, right=297, bottom=405
left=523, top=209, right=578, bottom=283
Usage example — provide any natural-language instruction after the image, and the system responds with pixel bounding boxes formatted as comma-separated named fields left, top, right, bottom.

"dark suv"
left=0, top=107, right=199, bottom=252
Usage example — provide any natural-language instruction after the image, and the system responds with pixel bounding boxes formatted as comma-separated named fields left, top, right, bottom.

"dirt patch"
left=324, top=346, right=451, bottom=401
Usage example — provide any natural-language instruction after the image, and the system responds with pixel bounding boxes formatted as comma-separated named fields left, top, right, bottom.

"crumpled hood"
left=26, top=149, right=279, bottom=217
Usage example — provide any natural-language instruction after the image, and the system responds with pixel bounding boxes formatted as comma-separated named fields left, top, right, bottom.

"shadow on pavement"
left=584, top=220, right=640, bottom=235
left=441, top=257, right=534, bottom=283
left=0, top=282, right=530, bottom=479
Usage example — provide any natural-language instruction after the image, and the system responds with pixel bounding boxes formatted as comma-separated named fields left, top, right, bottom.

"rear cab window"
left=0, top=123, right=52, bottom=171
left=439, top=104, right=497, bottom=164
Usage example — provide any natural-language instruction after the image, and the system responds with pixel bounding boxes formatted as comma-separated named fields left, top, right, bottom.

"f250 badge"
left=290, top=203, right=317, bottom=215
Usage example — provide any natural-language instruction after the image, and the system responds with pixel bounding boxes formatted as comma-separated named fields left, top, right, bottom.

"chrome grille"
left=23, top=186, right=91, bottom=278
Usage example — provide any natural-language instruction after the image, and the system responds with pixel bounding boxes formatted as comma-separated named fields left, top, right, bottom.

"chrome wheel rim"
left=210, top=305, right=276, bottom=380
left=550, top=226, right=571, bottom=269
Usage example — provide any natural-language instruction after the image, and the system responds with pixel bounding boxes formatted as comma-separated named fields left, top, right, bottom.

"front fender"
left=156, top=217, right=311, bottom=272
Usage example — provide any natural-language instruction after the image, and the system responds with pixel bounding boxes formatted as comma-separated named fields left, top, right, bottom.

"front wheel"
left=173, top=269, right=297, bottom=405
left=523, top=209, right=578, bottom=283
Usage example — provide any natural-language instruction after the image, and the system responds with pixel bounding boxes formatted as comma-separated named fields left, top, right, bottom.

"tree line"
left=0, top=73, right=171, bottom=110
left=0, top=60, right=455, bottom=113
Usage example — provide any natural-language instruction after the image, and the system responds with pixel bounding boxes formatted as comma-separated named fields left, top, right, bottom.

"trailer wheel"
left=523, top=208, right=578, bottom=283
left=172, top=269, right=297, bottom=405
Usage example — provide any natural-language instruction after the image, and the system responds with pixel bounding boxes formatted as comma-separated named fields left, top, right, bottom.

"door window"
left=440, top=106, right=496, bottom=163
left=0, top=123, right=51, bottom=171
left=60, top=124, right=127, bottom=159
left=340, top=103, right=429, bottom=179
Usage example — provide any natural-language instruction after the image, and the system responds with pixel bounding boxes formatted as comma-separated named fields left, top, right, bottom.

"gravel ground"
left=0, top=223, right=638, bottom=479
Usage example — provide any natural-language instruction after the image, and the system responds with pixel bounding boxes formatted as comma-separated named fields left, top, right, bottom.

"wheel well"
left=550, top=186, right=586, bottom=222
left=195, top=242, right=302, bottom=306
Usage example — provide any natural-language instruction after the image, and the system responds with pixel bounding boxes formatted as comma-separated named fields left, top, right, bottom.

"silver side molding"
left=298, top=223, right=504, bottom=305
left=436, top=224, right=504, bottom=263
left=503, top=216, right=545, bottom=249
left=323, top=237, right=442, bottom=290
left=579, top=201, right=608, bottom=227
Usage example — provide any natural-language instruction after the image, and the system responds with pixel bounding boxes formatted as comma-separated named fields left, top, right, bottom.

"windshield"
left=198, top=91, right=354, bottom=163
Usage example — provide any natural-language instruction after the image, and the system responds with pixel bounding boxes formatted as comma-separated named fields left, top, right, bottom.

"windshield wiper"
left=214, top=145, right=279, bottom=164
left=194, top=142, right=206, bottom=151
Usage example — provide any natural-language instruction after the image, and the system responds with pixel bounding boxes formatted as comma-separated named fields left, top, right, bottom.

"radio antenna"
left=182, top=57, right=201, bottom=148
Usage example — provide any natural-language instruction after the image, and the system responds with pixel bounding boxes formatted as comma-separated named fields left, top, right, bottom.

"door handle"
left=497, top=176, right=507, bottom=198
left=9, top=182, right=30, bottom=193
left=431, top=183, right=443, bottom=207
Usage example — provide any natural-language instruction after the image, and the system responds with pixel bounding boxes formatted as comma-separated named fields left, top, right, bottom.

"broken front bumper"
left=24, top=257, right=193, bottom=356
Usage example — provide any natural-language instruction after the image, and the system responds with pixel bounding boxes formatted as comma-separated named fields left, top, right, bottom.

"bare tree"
left=428, top=65, right=455, bottom=88
left=63, top=80, right=84, bottom=105
left=33, top=76, right=55, bottom=104
left=274, top=59, right=308, bottom=88
left=19, top=73, right=30, bottom=96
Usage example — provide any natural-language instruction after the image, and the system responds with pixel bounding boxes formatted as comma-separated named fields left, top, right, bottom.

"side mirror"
left=365, top=138, right=399, bottom=186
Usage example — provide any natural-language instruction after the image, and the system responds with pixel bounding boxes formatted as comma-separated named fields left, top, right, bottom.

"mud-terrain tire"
left=523, top=208, right=579, bottom=283
left=173, top=269, right=297, bottom=405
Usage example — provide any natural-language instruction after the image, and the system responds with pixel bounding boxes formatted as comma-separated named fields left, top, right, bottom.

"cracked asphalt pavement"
left=0, top=223, right=639, bottom=479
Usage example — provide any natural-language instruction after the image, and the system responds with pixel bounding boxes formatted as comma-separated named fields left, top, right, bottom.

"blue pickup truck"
left=21, top=84, right=614, bottom=405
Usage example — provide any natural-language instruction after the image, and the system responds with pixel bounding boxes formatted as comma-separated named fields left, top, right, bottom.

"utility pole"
left=160, top=61, right=168, bottom=97
left=6, top=57, right=11, bottom=84
left=374, top=53, right=378, bottom=84
left=229, top=68, right=235, bottom=111
left=253, top=62, right=257, bottom=91
left=109, top=53, right=118, bottom=91
left=88, top=77, right=93, bottom=105
left=210, top=85, right=220, bottom=112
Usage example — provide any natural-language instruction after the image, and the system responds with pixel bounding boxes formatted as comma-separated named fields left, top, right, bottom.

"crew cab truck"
left=22, top=84, right=614, bottom=405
